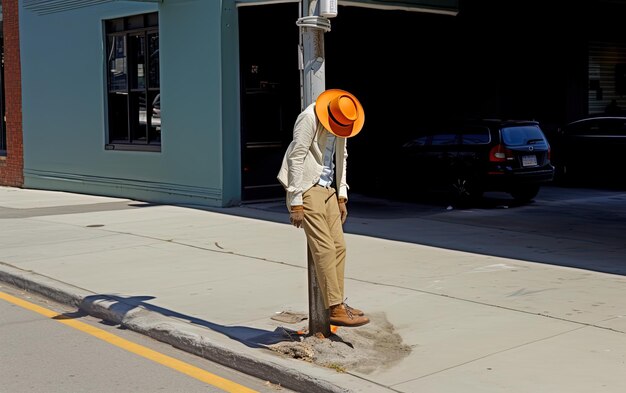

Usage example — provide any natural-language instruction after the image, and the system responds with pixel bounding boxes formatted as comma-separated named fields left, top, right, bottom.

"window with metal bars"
left=105, top=12, right=160, bottom=152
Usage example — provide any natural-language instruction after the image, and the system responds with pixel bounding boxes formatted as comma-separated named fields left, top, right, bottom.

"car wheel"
left=510, top=185, right=540, bottom=202
left=449, top=177, right=483, bottom=203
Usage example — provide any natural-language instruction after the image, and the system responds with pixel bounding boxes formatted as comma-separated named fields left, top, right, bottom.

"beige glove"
left=290, top=205, right=304, bottom=228
left=338, top=197, right=348, bottom=224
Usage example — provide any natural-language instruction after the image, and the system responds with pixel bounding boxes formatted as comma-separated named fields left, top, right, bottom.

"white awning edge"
left=342, top=0, right=457, bottom=15
left=236, top=0, right=459, bottom=16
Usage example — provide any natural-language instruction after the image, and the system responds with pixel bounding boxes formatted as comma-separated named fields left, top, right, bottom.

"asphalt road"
left=0, top=283, right=292, bottom=393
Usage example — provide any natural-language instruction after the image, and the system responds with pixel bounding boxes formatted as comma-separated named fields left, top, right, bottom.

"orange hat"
left=315, top=89, right=364, bottom=138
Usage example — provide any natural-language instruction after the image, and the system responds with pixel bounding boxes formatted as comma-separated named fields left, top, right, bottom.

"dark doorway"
left=238, top=3, right=301, bottom=201
left=237, top=1, right=594, bottom=202
left=237, top=3, right=461, bottom=201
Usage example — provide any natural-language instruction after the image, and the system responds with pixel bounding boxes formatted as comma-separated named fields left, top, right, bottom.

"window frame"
left=104, top=12, right=160, bottom=152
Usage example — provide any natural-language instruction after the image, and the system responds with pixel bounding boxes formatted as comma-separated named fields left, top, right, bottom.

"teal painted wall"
left=19, top=0, right=241, bottom=207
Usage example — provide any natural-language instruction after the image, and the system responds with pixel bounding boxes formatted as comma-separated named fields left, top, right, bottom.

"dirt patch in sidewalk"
left=268, top=312, right=412, bottom=374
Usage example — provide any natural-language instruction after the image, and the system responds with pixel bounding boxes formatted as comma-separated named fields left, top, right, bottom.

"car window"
left=564, top=121, right=587, bottom=136
left=431, top=132, right=458, bottom=146
left=403, top=135, right=429, bottom=148
left=598, top=119, right=626, bottom=135
left=501, top=125, right=546, bottom=146
left=460, top=126, right=490, bottom=145
left=564, top=118, right=626, bottom=136
left=581, top=120, right=605, bottom=135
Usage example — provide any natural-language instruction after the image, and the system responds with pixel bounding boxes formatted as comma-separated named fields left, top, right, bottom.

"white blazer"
left=277, top=103, right=348, bottom=210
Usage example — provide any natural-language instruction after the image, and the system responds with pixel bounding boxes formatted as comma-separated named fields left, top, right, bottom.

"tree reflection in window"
left=105, top=12, right=160, bottom=151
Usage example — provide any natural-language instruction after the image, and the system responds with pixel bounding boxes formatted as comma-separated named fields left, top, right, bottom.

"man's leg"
left=325, top=190, right=346, bottom=303
left=302, top=186, right=342, bottom=308
left=303, top=186, right=369, bottom=327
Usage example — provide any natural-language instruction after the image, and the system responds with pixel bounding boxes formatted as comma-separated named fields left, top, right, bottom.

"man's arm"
left=335, top=137, right=349, bottom=201
left=286, top=109, right=316, bottom=207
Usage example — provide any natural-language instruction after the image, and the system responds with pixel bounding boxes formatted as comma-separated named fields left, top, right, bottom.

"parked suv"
left=394, top=119, right=555, bottom=203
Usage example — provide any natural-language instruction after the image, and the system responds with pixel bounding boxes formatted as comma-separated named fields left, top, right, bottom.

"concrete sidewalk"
left=1, top=185, right=625, bottom=393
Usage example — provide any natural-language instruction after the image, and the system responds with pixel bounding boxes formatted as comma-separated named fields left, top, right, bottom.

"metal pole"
left=298, top=0, right=332, bottom=337
left=307, top=245, right=329, bottom=337
left=298, top=0, right=329, bottom=109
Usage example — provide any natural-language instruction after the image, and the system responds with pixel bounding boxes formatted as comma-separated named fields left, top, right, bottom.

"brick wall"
left=0, top=0, right=23, bottom=187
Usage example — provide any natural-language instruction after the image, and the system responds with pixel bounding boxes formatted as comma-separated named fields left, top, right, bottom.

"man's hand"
left=290, top=205, right=304, bottom=228
left=338, top=198, right=348, bottom=224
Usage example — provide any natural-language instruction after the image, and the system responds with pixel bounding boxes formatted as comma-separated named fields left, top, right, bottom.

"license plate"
left=522, top=155, right=538, bottom=167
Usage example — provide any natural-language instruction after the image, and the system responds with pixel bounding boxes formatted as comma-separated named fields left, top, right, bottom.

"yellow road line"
left=0, top=291, right=259, bottom=393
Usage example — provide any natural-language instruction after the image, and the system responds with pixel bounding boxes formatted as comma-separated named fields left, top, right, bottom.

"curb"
left=0, top=263, right=350, bottom=393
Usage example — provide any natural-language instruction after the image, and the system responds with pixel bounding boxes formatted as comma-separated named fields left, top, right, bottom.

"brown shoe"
left=343, top=302, right=364, bottom=316
left=330, top=304, right=370, bottom=327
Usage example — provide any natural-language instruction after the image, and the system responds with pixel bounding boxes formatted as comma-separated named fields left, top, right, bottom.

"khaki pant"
left=302, top=185, right=346, bottom=308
